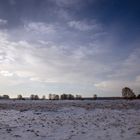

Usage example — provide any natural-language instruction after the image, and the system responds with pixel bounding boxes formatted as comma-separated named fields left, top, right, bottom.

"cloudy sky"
left=0, top=0, right=140, bottom=98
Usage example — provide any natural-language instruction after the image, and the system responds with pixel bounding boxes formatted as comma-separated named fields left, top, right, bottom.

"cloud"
left=68, top=20, right=101, bottom=31
left=0, top=0, right=139, bottom=97
left=15, top=71, right=35, bottom=78
left=9, top=0, right=16, bottom=5
left=136, top=75, right=140, bottom=82
left=51, top=0, right=82, bottom=7
left=0, top=19, right=7, bottom=25
left=0, top=70, right=13, bottom=77
left=108, top=47, right=140, bottom=79
left=0, top=25, right=110, bottom=86
left=94, top=46, right=140, bottom=95
left=24, top=22, right=56, bottom=34
left=55, top=9, right=72, bottom=20
left=0, top=17, right=139, bottom=97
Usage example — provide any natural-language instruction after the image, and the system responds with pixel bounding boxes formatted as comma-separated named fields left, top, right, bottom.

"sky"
left=0, top=0, right=140, bottom=98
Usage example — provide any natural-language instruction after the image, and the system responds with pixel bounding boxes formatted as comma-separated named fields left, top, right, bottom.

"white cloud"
left=0, top=19, right=7, bottom=25
left=0, top=70, right=13, bottom=77
left=52, top=0, right=81, bottom=7
left=108, top=47, right=140, bottom=79
left=68, top=20, right=101, bottom=31
left=15, top=71, right=35, bottom=78
left=30, top=77, right=42, bottom=82
left=0, top=27, right=111, bottom=86
left=93, top=43, right=140, bottom=95
left=24, top=22, right=56, bottom=34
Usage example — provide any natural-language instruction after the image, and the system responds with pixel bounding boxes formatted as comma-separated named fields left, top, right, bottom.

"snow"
left=0, top=100, right=140, bottom=140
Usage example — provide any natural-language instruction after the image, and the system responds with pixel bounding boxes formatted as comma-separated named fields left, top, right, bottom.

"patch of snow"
left=0, top=100, right=140, bottom=140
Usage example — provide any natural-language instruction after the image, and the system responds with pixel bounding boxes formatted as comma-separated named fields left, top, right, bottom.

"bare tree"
left=61, top=94, right=67, bottom=100
left=48, top=94, right=59, bottom=100
left=54, top=95, right=59, bottom=100
left=122, top=87, right=136, bottom=99
left=137, top=94, right=140, bottom=99
left=30, top=94, right=39, bottom=100
left=61, top=94, right=74, bottom=100
left=52, top=94, right=56, bottom=100
left=3, top=95, right=10, bottom=99
left=30, top=94, right=35, bottom=100
left=93, top=94, right=97, bottom=100
left=76, top=95, right=82, bottom=100
left=34, top=95, right=39, bottom=100
left=42, top=95, right=46, bottom=100
left=17, top=94, right=23, bottom=100
left=49, top=94, right=52, bottom=100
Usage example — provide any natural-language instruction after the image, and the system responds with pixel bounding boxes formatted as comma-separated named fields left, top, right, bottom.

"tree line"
left=48, top=94, right=83, bottom=100
left=0, top=94, right=83, bottom=100
left=0, top=87, right=140, bottom=100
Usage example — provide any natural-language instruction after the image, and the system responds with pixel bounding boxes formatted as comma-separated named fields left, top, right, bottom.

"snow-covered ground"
left=0, top=100, right=140, bottom=140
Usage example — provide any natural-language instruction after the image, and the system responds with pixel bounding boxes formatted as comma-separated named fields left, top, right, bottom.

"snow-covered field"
left=0, top=100, right=140, bottom=140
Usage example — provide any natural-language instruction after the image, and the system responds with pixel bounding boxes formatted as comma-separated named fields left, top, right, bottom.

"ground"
left=0, top=100, right=140, bottom=140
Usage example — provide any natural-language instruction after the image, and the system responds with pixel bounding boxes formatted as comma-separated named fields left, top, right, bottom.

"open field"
left=0, top=100, right=140, bottom=140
